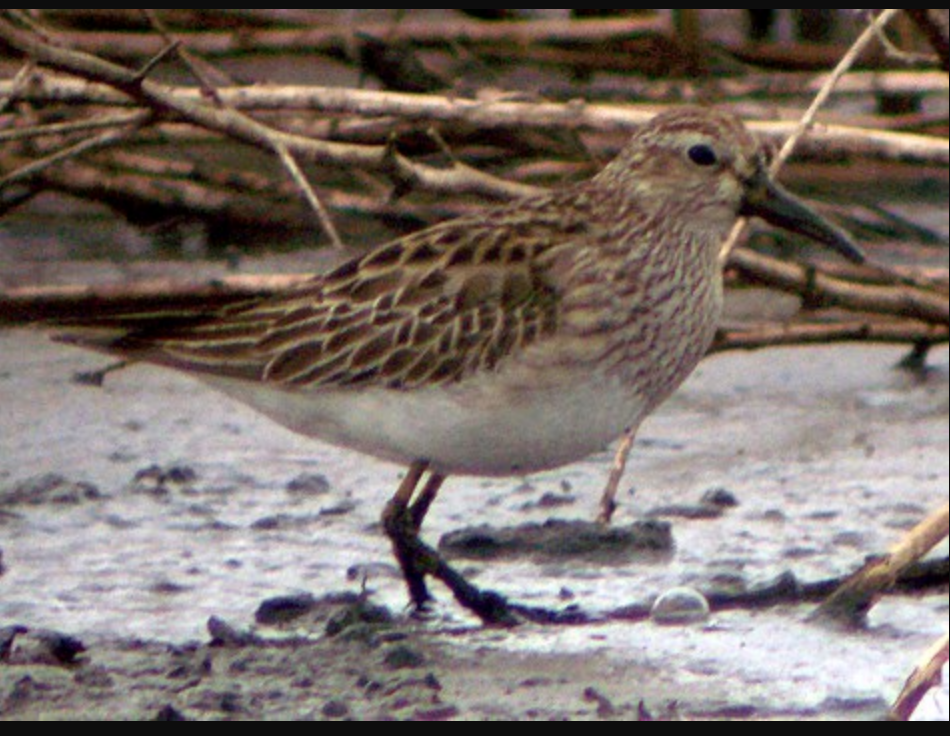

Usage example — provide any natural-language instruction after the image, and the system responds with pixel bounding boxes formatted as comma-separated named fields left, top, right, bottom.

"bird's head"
left=598, top=107, right=865, bottom=265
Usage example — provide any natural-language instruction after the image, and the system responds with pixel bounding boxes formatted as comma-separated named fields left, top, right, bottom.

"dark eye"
left=688, top=144, right=718, bottom=167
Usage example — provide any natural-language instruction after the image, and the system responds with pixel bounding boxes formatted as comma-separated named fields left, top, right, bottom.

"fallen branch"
left=817, top=261, right=949, bottom=295
left=36, top=9, right=332, bottom=32
left=729, top=248, right=949, bottom=326
left=890, top=634, right=950, bottom=721
left=712, top=319, right=949, bottom=353
left=2, top=77, right=948, bottom=168
left=8, top=70, right=950, bottom=110
left=0, top=14, right=539, bottom=203
left=16, top=15, right=669, bottom=60
left=813, top=503, right=950, bottom=625
left=0, top=112, right=152, bottom=189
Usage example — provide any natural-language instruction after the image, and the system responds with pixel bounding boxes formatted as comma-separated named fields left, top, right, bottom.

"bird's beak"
left=740, top=167, right=866, bottom=265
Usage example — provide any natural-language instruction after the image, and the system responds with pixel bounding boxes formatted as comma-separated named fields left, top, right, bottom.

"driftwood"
left=0, top=15, right=540, bottom=203
left=1, top=78, right=947, bottom=169
left=728, top=249, right=949, bottom=326
left=5, top=70, right=949, bottom=111
left=890, top=634, right=950, bottom=721
left=11, top=10, right=938, bottom=76
left=9, top=16, right=669, bottom=61
left=813, top=503, right=950, bottom=625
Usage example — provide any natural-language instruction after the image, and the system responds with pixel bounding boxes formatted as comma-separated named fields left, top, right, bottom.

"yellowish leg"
left=598, top=429, right=636, bottom=525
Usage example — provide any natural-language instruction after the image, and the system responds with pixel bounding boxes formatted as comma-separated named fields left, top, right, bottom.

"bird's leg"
left=409, top=473, right=445, bottom=531
left=382, top=462, right=433, bottom=610
left=598, top=429, right=636, bottom=526
left=382, top=466, right=519, bottom=627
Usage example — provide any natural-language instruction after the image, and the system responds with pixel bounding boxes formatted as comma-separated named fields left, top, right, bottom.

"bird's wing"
left=61, top=204, right=589, bottom=391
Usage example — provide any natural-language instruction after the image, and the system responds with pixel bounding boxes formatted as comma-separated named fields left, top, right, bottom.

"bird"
left=50, top=107, right=865, bottom=626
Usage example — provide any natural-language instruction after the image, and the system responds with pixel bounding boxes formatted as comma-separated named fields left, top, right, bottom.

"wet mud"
left=1, top=329, right=947, bottom=720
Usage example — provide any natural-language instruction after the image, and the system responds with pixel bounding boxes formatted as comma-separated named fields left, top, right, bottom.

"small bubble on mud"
left=650, top=587, right=711, bottom=626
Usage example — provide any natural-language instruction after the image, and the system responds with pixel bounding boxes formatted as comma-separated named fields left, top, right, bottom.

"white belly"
left=205, top=371, right=646, bottom=477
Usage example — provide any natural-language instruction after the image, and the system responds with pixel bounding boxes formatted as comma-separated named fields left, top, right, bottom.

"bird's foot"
left=382, top=500, right=519, bottom=627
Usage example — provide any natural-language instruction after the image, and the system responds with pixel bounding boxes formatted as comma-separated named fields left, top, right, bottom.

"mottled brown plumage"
left=57, top=107, right=863, bottom=624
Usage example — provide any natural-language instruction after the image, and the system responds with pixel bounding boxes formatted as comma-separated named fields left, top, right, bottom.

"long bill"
left=740, top=168, right=866, bottom=265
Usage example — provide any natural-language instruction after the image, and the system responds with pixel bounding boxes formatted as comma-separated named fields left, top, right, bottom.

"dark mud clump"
left=0, top=474, right=103, bottom=507
left=439, top=519, right=673, bottom=563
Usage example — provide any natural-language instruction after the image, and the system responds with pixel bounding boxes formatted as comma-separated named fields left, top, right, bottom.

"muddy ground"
left=1, top=326, right=947, bottom=720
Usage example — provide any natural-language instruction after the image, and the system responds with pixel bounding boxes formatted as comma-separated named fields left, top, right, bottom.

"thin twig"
left=132, top=11, right=344, bottom=247
left=139, top=8, right=231, bottom=104
left=0, top=110, right=149, bottom=143
left=0, top=61, right=35, bottom=115
left=869, top=14, right=939, bottom=66
left=720, top=8, right=904, bottom=265
left=130, top=40, right=182, bottom=84
left=4, top=9, right=56, bottom=43
left=0, top=120, right=150, bottom=190
left=905, top=9, right=950, bottom=72
left=273, top=142, right=346, bottom=250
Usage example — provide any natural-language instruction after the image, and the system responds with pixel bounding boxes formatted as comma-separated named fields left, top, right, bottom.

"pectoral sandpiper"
left=53, top=108, right=865, bottom=625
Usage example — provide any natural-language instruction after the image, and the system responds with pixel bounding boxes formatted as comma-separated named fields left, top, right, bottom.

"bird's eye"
left=688, top=144, right=719, bottom=167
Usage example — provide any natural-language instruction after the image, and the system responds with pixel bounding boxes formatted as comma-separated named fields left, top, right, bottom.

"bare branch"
left=0, top=60, right=35, bottom=114
left=890, top=634, right=950, bottom=721
left=0, top=115, right=150, bottom=189
left=7, top=71, right=949, bottom=108
left=138, top=8, right=232, bottom=103
left=0, top=15, right=539, bottom=202
left=0, top=110, right=149, bottom=143
left=813, top=503, right=949, bottom=625
left=13, top=15, right=669, bottom=59
left=273, top=142, right=345, bottom=250
left=729, top=249, right=949, bottom=326
left=1, top=77, right=946, bottom=169
left=712, top=319, right=948, bottom=354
